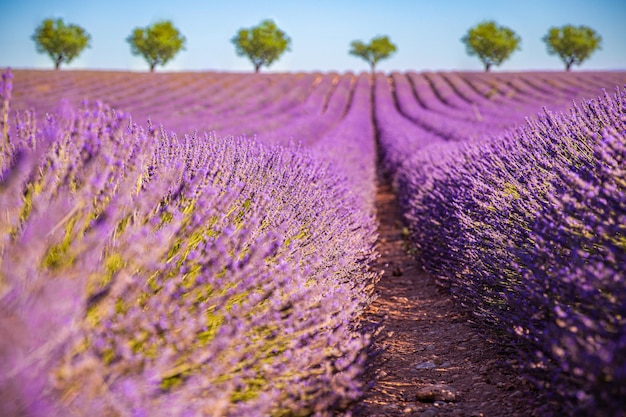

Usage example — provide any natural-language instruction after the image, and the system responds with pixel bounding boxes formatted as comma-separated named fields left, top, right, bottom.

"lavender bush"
left=0, top=69, right=378, bottom=417
left=313, top=73, right=377, bottom=211
left=385, top=86, right=625, bottom=415
left=511, top=123, right=626, bottom=414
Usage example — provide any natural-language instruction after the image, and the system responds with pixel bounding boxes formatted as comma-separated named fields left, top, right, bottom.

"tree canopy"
left=461, top=21, right=521, bottom=72
left=231, top=20, right=291, bottom=73
left=31, top=18, right=91, bottom=70
left=543, top=25, right=602, bottom=71
left=349, top=36, right=397, bottom=72
left=127, top=20, right=186, bottom=72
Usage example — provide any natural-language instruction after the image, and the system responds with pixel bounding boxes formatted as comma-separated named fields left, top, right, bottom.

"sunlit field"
left=1, top=68, right=625, bottom=416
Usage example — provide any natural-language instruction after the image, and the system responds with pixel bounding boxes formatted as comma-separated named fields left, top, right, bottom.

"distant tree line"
left=31, top=18, right=602, bottom=73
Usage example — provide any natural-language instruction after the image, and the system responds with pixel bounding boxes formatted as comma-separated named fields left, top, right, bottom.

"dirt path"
left=352, top=174, right=557, bottom=417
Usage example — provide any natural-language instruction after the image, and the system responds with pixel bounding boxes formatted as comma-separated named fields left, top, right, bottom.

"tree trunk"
left=566, top=60, right=573, bottom=72
left=371, top=62, right=376, bottom=73
left=484, top=62, right=491, bottom=72
left=150, top=63, right=156, bottom=72
left=255, top=63, right=261, bottom=73
left=55, top=55, right=62, bottom=70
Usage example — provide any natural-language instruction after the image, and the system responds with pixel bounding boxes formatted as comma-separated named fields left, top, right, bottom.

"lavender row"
left=385, top=71, right=617, bottom=151
left=256, top=73, right=351, bottom=145
left=463, top=71, right=626, bottom=112
left=204, top=73, right=320, bottom=136
left=0, top=69, right=378, bottom=417
left=109, top=72, right=302, bottom=136
left=379, top=79, right=626, bottom=414
left=11, top=70, right=625, bottom=148
left=373, top=73, right=447, bottom=175
left=237, top=73, right=348, bottom=146
left=392, top=72, right=511, bottom=141
left=381, top=70, right=626, bottom=149
left=133, top=73, right=323, bottom=138
left=313, top=73, right=378, bottom=210
left=438, top=71, right=557, bottom=123
left=420, top=71, right=547, bottom=118
left=9, top=71, right=288, bottom=137
left=406, top=72, right=514, bottom=126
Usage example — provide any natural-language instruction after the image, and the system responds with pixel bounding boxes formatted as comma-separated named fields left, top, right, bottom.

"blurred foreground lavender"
left=0, top=69, right=379, bottom=417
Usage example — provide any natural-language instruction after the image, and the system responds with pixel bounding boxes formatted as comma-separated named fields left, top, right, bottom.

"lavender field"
left=1, top=68, right=625, bottom=416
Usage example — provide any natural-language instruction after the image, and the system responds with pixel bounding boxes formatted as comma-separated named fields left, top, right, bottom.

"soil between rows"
left=352, top=173, right=558, bottom=417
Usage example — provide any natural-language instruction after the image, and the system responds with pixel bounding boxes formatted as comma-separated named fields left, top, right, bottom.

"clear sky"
left=1, top=0, right=625, bottom=73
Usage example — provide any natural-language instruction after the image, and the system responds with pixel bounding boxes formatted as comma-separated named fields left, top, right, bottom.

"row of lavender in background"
left=11, top=69, right=623, bottom=146
left=0, top=69, right=379, bottom=417
left=377, top=69, right=626, bottom=415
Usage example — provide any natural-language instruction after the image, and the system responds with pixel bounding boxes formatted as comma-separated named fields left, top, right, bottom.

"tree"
left=127, top=20, right=186, bottom=72
left=349, top=36, right=397, bottom=73
left=542, top=25, right=602, bottom=71
left=461, top=21, right=520, bottom=72
left=31, top=18, right=91, bottom=70
left=231, top=20, right=291, bottom=73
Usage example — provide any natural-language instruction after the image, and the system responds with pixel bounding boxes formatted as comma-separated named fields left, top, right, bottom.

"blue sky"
left=1, top=0, right=625, bottom=73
